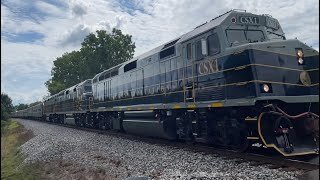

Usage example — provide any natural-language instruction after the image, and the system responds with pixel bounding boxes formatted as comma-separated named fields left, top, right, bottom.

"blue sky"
left=1, top=0, right=319, bottom=105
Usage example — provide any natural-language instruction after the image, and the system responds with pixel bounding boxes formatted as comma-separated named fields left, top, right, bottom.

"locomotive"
left=13, top=10, right=319, bottom=157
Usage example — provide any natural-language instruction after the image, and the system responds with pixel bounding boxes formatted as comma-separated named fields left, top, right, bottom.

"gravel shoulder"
left=15, top=119, right=303, bottom=180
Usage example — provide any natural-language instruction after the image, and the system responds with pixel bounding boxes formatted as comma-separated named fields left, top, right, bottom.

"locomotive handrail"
left=275, top=106, right=319, bottom=119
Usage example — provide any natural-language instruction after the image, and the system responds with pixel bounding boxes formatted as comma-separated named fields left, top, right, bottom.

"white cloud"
left=1, top=0, right=319, bottom=105
left=71, top=2, right=87, bottom=17
left=35, top=1, right=65, bottom=17
left=58, top=24, right=91, bottom=46
left=1, top=39, right=67, bottom=104
left=6, top=88, right=49, bottom=105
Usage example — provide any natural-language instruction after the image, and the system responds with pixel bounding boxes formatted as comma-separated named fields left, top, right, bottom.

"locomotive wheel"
left=273, top=115, right=295, bottom=153
left=209, top=114, right=249, bottom=152
left=98, top=113, right=105, bottom=130
left=98, top=113, right=111, bottom=130
left=230, top=118, right=249, bottom=152
left=176, top=112, right=194, bottom=142
left=60, top=114, right=65, bottom=124
left=85, top=113, right=92, bottom=128
left=92, top=112, right=100, bottom=128
left=74, top=115, right=80, bottom=126
left=80, top=114, right=86, bottom=127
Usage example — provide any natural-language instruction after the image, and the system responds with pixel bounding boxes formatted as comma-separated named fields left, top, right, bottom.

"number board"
left=238, top=16, right=260, bottom=25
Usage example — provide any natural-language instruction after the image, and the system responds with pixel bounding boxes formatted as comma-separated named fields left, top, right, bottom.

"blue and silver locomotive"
left=13, top=10, right=319, bottom=156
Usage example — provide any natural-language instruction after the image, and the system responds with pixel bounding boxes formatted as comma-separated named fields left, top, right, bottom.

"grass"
left=1, top=120, right=114, bottom=179
left=1, top=119, right=41, bottom=180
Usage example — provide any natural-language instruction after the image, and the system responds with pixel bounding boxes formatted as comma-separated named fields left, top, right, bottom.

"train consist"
left=13, top=10, right=319, bottom=157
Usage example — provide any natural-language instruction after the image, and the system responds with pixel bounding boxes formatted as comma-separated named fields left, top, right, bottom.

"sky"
left=1, top=0, right=319, bottom=105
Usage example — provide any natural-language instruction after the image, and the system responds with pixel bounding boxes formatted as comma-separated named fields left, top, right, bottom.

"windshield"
left=226, top=29, right=265, bottom=45
left=266, top=31, right=286, bottom=40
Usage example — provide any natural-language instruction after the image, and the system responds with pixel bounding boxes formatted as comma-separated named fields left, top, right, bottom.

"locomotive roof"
left=177, top=11, right=233, bottom=43
left=93, top=63, right=122, bottom=80
left=94, top=9, right=283, bottom=81
left=123, top=9, right=268, bottom=66
left=63, top=79, right=92, bottom=92
left=109, top=9, right=233, bottom=74
left=131, top=9, right=235, bottom=61
left=45, top=79, right=92, bottom=101
left=91, top=10, right=261, bottom=80
left=77, top=79, right=92, bottom=86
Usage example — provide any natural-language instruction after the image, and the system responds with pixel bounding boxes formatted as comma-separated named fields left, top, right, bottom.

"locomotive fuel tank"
left=122, top=110, right=177, bottom=140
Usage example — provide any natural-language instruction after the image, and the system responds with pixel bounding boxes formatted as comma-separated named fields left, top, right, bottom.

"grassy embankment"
left=1, top=120, right=113, bottom=180
left=1, top=119, right=41, bottom=179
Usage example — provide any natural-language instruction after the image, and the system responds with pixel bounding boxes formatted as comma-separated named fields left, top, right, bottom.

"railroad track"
left=20, top=119, right=319, bottom=173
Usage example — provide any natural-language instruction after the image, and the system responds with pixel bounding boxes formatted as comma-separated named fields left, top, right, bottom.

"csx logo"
left=198, top=59, right=218, bottom=75
left=239, top=16, right=259, bottom=24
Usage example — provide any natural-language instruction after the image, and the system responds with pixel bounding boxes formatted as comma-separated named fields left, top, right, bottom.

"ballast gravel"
left=16, top=119, right=303, bottom=180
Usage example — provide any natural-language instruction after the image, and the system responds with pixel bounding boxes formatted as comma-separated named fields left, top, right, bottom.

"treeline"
left=1, top=93, right=14, bottom=120
left=45, top=28, right=136, bottom=95
left=14, top=101, right=42, bottom=111
left=2, top=28, right=135, bottom=117
left=1, top=93, right=42, bottom=120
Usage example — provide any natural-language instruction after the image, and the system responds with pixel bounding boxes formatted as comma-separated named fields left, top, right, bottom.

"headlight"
left=297, top=49, right=304, bottom=58
left=262, top=84, right=270, bottom=92
left=295, top=48, right=304, bottom=65
left=260, top=83, right=272, bottom=93
left=298, top=58, right=304, bottom=65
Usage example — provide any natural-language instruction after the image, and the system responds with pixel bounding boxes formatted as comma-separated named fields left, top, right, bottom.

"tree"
left=1, top=93, right=14, bottom=120
left=45, top=51, right=87, bottom=95
left=13, top=101, right=42, bottom=112
left=81, top=29, right=136, bottom=73
left=14, top=103, right=29, bottom=111
left=29, top=101, right=42, bottom=107
left=45, top=28, right=135, bottom=95
left=45, top=79, right=67, bottom=96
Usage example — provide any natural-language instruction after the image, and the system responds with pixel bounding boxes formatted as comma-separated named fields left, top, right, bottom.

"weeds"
left=1, top=119, right=41, bottom=180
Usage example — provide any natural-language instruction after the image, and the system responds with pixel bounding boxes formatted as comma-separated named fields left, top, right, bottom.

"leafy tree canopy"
left=45, top=28, right=135, bottom=95
left=29, top=101, right=42, bottom=107
left=14, top=103, right=29, bottom=111
left=14, top=101, right=43, bottom=112
left=1, top=93, right=14, bottom=120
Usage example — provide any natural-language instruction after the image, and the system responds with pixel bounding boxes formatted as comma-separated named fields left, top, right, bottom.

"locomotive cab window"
left=110, top=70, right=118, bottom=77
left=104, top=72, right=110, bottom=79
left=160, top=46, right=175, bottom=60
left=226, top=30, right=246, bottom=44
left=246, top=30, right=265, bottom=42
left=195, top=41, right=204, bottom=60
left=267, top=31, right=285, bottom=40
left=186, top=43, right=192, bottom=60
left=207, top=34, right=220, bottom=55
left=124, top=61, right=137, bottom=72
left=84, top=86, right=92, bottom=92
left=226, top=29, right=265, bottom=45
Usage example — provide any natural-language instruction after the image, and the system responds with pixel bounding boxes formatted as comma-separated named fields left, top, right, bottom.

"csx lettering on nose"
left=198, top=59, right=218, bottom=75
left=240, top=17, right=258, bottom=24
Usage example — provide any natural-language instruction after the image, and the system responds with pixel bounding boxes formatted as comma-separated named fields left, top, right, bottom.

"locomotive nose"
left=258, top=105, right=319, bottom=156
